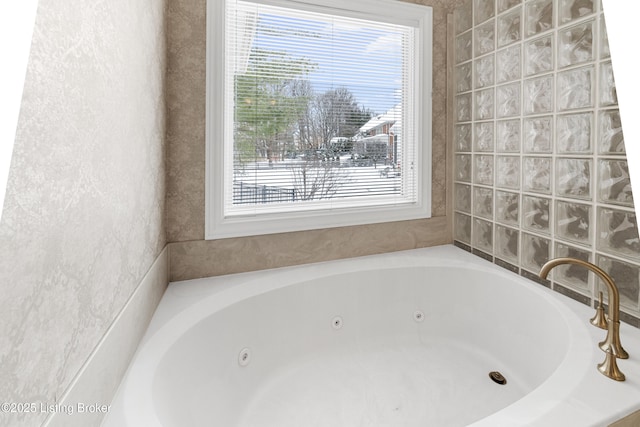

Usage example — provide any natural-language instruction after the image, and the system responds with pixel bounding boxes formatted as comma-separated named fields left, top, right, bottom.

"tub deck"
left=104, top=245, right=640, bottom=427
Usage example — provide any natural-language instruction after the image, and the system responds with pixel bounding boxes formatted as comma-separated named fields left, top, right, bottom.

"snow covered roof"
left=358, top=104, right=401, bottom=134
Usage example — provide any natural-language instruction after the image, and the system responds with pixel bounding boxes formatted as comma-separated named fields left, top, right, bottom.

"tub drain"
left=489, top=371, right=507, bottom=385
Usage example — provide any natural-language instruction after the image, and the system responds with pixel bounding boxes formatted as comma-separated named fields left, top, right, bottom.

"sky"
left=250, top=7, right=407, bottom=114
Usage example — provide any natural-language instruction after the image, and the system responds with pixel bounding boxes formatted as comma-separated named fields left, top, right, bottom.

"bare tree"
left=312, top=88, right=371, bottom=148
left=289, top=160, right=351, bottom=201
left=290, top=79, right=318, bottom=153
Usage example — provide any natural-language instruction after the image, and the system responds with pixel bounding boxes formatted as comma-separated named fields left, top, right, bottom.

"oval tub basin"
left=104, top=245, right=640, bottom=427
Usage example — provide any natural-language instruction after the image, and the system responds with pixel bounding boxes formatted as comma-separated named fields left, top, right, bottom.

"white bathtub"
left=104, top=245, right=640, bottom=426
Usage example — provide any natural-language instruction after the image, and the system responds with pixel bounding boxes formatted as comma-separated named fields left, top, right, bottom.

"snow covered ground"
left=233, top=159, right=402, bottom=203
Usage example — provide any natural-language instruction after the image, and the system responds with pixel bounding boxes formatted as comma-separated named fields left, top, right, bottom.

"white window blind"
left=207, top=0, right=432, bottom=238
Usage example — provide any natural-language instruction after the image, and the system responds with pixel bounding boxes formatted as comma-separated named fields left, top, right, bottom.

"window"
left=206, top=0, right=432, bottom=239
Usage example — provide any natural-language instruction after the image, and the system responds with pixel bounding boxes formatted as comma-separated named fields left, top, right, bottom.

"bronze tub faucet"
left=540, top=257, right=628, bottom=381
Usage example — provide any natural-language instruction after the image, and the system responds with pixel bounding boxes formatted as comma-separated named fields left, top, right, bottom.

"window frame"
left=206, top=0, right=433, bottom=239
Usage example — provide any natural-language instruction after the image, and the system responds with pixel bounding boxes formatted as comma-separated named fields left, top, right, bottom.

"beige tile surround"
left=610, top=409, right=640, bottom=427
left=169, top=216, right=451, bottom=280
left=166, top=0, right=466, bottom=281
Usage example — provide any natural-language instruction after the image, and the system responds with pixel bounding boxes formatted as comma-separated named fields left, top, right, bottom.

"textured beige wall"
left=0, top=1, right=167, bottom=426
left=167, top=0, right=462, bottom=281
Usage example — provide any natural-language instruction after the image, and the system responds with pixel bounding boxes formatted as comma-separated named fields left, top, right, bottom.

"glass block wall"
left=453, top=0, right=640, bottom=326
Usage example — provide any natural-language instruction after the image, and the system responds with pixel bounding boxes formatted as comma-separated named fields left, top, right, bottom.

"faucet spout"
left=540, top=258, right=620, bottom=324
left=539, top=257, right=628, bottom=381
